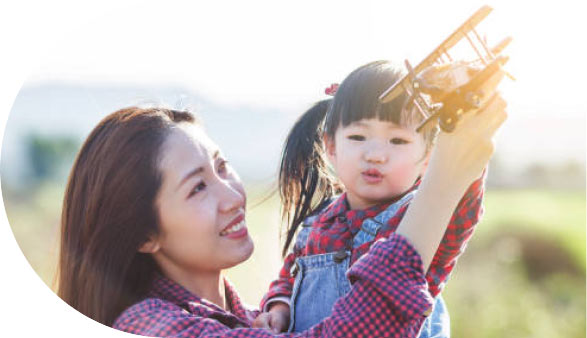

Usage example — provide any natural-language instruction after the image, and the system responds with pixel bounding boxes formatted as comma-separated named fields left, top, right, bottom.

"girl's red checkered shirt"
left=113, top=234, right=434, bottom=337
left=261, top=175, right=485, bottom=310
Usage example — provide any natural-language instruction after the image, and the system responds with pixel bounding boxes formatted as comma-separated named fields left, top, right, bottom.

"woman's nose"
left=218, top=180, right=246, bottom=213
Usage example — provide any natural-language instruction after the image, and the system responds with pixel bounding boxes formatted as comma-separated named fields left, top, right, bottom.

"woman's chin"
left=240, top=236, right=255, bottom=262
left=224, top=236, right=255, bottom=268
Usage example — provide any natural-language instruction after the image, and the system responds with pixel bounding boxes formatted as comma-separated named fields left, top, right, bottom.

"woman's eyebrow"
left=176, top=151, right=220, bottom=190
left=177, top=167, right=205, bottom=190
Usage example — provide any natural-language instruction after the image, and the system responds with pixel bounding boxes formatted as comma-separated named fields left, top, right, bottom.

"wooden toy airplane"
left=379, top=5, right=513, bottom=132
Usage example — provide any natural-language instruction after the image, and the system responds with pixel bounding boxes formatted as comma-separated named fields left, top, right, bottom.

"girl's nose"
left=218, top=180, right=246, bottom=213
left=363, top=143, right=388, bottom=164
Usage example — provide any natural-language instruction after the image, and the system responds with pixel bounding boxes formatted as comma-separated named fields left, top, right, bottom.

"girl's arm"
left=260, top=251, right=297, bottom=312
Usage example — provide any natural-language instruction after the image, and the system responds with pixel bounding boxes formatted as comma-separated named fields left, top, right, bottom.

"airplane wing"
left=379, top=5, right=493, bottom=103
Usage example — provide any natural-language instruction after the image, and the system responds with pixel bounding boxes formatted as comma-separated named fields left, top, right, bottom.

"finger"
left=485, top=106, right=508, bottom=137
left=252, top=314, right=271, bottom=330
left=477, top=68, right=506, bottom=103
left=475, top=92, right=500, bottom=116
left=451, top=93, right=505, bottom=135
left=455, top=93, right=498, bottom=128
left=477, top=95, right=508, bottom=137
left=270, top=316, right=287, bottom=333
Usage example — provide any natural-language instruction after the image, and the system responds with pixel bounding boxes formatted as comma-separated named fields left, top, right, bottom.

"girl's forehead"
left=343, top=118, right=417, bottom=132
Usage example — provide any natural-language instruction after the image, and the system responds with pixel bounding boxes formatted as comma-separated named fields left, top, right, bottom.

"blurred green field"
left=4, top=183, right=585, bottom=337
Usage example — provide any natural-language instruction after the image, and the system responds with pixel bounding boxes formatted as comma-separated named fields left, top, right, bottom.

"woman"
left=57, top=72, right=506, bottom=337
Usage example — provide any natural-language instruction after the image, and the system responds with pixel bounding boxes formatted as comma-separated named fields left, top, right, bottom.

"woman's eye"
left=348, top=135, right=365, bottom=141
left=188, top=181, right=207, bottom=198
left=390, top=138, right=409, bottom=145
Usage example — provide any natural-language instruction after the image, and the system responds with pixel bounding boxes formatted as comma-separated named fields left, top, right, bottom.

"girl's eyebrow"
left=350, top=121, right=405, bottom=130
left=176, top=150, right=220, bottom=190
left=349, top=121, right=368, bottom=128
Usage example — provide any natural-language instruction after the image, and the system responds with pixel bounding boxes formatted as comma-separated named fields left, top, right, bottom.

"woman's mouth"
left=220, top=216, right=248, bottom=238
left=362, top=168, right=384, bottom=184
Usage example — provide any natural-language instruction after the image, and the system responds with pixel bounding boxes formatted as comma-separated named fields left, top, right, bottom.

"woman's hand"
left=430, top=92, right=507, bottom=194
left=428, top=67, right=507, bottom=192
left=396, top=68, right=508, bottom=270
left=252, top=302, right=290, bottom=333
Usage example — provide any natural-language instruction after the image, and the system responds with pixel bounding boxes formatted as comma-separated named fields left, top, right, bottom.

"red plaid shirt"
left=113, top=234, right=433, bottom=337
left=261, top=175, right=485, bottom=310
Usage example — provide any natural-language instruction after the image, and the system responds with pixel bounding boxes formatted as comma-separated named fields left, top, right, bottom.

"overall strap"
left=352, top=190, right=418, bottom=248
left=293, top=220, right=315, bottom=251
left=293, top=198, right=337, bottom=251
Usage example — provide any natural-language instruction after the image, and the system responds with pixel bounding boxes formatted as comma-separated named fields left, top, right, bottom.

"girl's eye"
left=348, top=135, right=365, bottom=141
left=188, top=181, right=207, bottom=198
left=390, top=138, right=409, bottom=145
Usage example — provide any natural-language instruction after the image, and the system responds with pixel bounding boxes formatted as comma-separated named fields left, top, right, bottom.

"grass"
left=3, top=183, right=585, bottom=336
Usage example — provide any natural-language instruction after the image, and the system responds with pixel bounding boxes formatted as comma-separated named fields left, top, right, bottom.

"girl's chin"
left=354, top=188, right=399, bottom=200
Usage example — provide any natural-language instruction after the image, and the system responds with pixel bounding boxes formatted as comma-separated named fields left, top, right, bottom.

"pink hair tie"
left=325, top=83, right=339, bottom=96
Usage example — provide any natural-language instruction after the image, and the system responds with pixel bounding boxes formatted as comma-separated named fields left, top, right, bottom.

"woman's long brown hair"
left=58, top=107, right=195, bottom=326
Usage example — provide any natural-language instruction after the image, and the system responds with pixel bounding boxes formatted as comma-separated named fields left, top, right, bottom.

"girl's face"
left=142, top=123, right=254, bottom=274
left=325, top=118, right=429, bottom=210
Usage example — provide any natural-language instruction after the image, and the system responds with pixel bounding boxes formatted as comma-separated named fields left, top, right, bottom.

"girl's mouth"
left=362, top=168, right=384, bottom=184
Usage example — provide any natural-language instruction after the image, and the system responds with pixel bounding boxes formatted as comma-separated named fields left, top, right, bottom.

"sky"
left=0, top=1, right=585, bottom=337
left=3, top=0, right=587, bottom=112
left=3, top=0, right=586, bottom=168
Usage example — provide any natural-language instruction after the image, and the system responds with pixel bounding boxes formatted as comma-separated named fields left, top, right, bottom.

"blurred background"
left=1, top=0, right=585, bottom=337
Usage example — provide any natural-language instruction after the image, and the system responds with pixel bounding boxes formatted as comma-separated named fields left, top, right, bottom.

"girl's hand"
left=252, top=302, right=290, bottom=333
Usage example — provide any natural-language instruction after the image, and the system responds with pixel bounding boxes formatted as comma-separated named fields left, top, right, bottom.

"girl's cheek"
left=394, top=163, right=417, bottom=180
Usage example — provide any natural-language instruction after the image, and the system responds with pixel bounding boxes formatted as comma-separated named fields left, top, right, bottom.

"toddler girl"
left=256, top=60, right=490, bottom=337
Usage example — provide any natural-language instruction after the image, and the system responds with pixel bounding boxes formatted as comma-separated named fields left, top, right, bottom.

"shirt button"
left=333, top=250, right=348, bottom=263
left=290, top=264, right=299, bottom=277
left=338, top=216, right=347, bottom=222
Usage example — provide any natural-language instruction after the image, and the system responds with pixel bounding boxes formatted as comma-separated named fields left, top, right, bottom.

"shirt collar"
left=224, top=279, right=251, bottom=321
left=149, top=275, right=252, bottom=325
left=318, top=181, right=421, bottom=224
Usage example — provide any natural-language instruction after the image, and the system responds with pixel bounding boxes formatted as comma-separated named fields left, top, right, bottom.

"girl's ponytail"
left=279, top=99, right=340, bottom=257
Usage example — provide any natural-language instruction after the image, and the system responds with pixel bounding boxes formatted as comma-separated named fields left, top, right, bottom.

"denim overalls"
left=288, top=191, right=450, bottom=338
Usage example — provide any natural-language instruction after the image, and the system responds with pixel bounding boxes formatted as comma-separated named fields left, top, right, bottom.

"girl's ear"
left=419, top=151, right=432, bottom=176
left=323, top=134, right=336, bottom=158
left=138, top=236, right=161, bottom=254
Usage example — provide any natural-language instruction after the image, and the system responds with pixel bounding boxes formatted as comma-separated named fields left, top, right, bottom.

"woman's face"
left=144, top=123, right=254, bottom=274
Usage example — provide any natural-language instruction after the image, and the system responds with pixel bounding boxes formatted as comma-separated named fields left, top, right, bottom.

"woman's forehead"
left=159, top=125, right=219, bottom=176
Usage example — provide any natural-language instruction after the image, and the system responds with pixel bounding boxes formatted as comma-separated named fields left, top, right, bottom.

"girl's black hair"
left=280, top=61, right=438, bottom=256
left=279, top=99, right=341, bottom=256
left=324, top=60, right=409, bottom=138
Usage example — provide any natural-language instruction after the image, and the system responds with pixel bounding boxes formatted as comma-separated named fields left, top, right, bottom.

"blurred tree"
left=486, top=153, right=509, bottom=188
left=523, top=161, right=585, bottom=189
left=559, top=160, right=586, bottom=189
left=26, top=133, right=79, bottom=184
